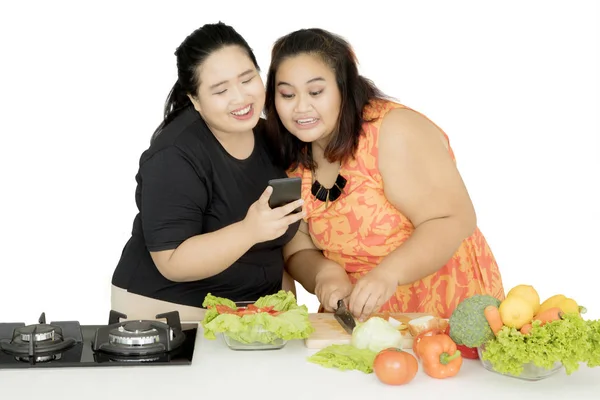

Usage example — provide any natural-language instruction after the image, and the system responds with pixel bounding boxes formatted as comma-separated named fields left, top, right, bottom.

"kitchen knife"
left=334, top=299, right=356, bottom=334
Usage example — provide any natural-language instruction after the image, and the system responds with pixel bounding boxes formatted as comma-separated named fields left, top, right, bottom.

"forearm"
left=286, top=249, right=347, bottom=293
left=158, top=221, right=255, bottom=282
left=379, top=216, right=474, bottom=286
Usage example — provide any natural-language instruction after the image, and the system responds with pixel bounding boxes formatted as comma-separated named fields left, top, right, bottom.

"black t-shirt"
left=111, top=106, right=299, bottom=307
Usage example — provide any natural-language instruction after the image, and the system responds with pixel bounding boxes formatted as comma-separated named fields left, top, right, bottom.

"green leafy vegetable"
left=481, top=314, right=600, bottom=376
left=201, top=290, right=314, bottom=344
left=307, top=344, right=377, bottom=373
left=449, top=294, right=501, bottom=347
left=351, top=317, right=403, bottom=353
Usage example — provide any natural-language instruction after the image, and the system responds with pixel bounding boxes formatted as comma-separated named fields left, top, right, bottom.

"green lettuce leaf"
left=201, top=290, right=314, bottom=344
left=481, top=314, right=600, bottom=376
left=585, top=319, right=600, bottom=368
left=307, top=344, right=377, bottom=374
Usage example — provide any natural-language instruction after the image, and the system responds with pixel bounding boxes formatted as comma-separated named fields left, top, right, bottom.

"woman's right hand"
left=243, top=186, right=305, bottom=244
left=315, top=267, right=354, bottom=312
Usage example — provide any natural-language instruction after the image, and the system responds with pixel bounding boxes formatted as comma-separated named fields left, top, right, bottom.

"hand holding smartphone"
left=242, top=177, right=304, bottom=244
left=268, top=177, right=302, bottom=213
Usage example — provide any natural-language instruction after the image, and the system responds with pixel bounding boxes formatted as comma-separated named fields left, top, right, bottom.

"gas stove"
left=0, top=310, right=197, bottom=369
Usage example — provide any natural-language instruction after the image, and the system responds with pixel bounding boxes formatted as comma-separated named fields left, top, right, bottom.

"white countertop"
left=1, top=325, right=598, bottom=400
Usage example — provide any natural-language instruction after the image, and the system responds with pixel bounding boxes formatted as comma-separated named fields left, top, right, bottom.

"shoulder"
left=378, top=106, right=448, bottom=149
left=140, top=107, right=214, bottom=172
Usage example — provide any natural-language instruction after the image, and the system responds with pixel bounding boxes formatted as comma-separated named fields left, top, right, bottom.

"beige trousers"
left=110, top=285, right=207, bottom=322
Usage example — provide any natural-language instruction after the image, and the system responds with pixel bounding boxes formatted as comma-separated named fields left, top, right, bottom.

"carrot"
left=520, top=307, right=563, bottom=335
left=533, top=307, right=563, bottom=324
left=484, top=305, right=503, bottom=335
left=520, top=323, right=533, bottom=335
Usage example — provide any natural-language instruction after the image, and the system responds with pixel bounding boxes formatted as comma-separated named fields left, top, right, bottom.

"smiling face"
left=188, top=45, right=265, bottom=137
left=274, top=53, right=342, bottom=145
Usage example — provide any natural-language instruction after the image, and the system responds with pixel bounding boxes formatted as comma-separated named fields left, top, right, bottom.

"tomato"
left=373, top=348, right=418, bottom=386
left=212, top=304, right=281, bottom=317
left=214, top=305, right=238, bottom=314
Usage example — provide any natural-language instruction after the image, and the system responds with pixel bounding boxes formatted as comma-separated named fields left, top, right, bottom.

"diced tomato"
left=214, top=305, right=238, bottom=314
left=213, top=303, right=282, bottom=317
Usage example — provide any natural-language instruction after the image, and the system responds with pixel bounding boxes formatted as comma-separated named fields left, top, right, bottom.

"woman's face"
left=274, top=53, right=341, bottom=145
left=190, top=45, right=265, bottom=136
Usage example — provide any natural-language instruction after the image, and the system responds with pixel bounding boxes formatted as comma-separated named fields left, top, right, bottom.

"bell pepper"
left=456, top=344, right=479, bottom=359
left=441, top=320, right=478, bottom=359
left=417, top=334, right=463, bottom=379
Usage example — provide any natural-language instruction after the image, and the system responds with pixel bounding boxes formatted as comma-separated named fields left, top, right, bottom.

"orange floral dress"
left=288, top=99, right=505, bottom=318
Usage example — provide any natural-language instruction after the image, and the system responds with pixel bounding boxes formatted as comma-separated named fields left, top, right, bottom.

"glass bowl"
left=477, top=344, right=563, bottom=381
left=221, top=325, right=288, bottom=351
left=220, top=301, right=288, bottom=351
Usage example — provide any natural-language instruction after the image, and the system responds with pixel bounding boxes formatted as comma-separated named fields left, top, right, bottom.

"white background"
left=0, top=0, right=598, bottom=324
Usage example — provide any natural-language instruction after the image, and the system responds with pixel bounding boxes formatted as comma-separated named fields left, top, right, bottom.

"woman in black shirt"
left=111, top=22, right=304, bottom=321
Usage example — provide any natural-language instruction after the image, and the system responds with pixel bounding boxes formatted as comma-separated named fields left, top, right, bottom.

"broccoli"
left=448, top=294, right=501, bottom=348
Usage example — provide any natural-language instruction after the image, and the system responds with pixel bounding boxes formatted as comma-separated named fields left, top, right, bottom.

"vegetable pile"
left=448, top=284, right=600, bottom=378
left=201, top=290, right=314, bottom=344
left=481, top=314, right=600, bottom=376
left=308, top=315, right=464, bottom=386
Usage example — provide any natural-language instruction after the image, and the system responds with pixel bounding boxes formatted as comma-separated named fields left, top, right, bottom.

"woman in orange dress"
left=264, top=28, right=505, bottom=320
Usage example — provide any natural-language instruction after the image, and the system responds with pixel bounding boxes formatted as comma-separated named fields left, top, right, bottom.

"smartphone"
left=268, top=177, right=302, bottom=213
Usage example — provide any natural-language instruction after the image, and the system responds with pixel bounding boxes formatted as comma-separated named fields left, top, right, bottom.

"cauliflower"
left=448, top=294, right=501, bottom=348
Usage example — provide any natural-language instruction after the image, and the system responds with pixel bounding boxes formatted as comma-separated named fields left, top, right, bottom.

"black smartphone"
left=268, top=177, right=302, bottom=213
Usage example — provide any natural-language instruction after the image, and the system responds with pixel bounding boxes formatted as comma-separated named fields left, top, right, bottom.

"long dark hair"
left=151, top=22, right=260, bottom=142
left=264, top=28, right=390, bottom=171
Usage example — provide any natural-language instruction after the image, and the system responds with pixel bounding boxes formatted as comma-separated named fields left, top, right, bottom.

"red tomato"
left=373, top=348, right=419, bottom=385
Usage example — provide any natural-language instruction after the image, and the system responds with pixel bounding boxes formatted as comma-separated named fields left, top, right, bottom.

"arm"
left=141, top=147, right=302, bottom=283
left=283, top=220, right=348, bottom=294
left=140, top=147, right=256, bottom=282
left=281, top=269, right=297, bottom=296
left=151, top=222, right=256, bottom=282
left=376, top=108, right=477, bottom=286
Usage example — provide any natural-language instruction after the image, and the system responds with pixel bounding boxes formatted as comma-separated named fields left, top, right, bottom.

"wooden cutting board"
left=304, top=312, right=432, bottom=349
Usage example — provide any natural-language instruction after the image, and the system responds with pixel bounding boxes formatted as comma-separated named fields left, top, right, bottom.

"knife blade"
left=334, top=299, right=356, bottom=334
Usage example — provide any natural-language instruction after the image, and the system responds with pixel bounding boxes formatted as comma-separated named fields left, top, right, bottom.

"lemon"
left=506, top=284, right=540, bottom=315
left=538, top=294, right=566, bottom=314
left=558, top=297, right=580, bottom=315
left=499, top=296, right=534, bottom=329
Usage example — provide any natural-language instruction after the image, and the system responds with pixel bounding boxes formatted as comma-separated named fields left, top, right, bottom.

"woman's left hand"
left=348, top=266, right=398, bottom=321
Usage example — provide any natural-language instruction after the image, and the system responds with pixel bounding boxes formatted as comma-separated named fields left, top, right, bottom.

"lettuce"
left=201, top=290, right=314, bottom=344
left=351, top=317, right=403, bottom=353
left=481, top=314, right=600, bottom=376
left=307, top=344, right=378, bottom=374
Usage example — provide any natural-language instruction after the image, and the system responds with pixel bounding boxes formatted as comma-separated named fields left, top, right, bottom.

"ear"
left=187, top=94, right=202, bottom=113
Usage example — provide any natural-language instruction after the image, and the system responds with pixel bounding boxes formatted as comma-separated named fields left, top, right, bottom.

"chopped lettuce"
left=307, top=344, right=377, bottom=374
left=201, top=290, right=314, bottom=344
left=481, top=314, right=600, bottom=376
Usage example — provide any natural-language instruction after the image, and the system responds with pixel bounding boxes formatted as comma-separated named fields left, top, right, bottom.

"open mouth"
left=296, top=118, right=318, bottom=125
left=294, top=117, right=320, bottom=128
left=231, top=104, right=252, bottom=116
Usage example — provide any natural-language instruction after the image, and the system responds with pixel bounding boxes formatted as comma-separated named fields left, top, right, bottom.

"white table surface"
left=0, top=324, right=598, bottom=400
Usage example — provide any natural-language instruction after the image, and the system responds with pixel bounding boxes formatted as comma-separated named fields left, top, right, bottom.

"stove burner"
left=109, top=321, right=161, bottom=346
left=15, top=353, right=62, bottom=363
left=92, top=310, right=185, bottom=357
left=17, top=323, right=56, bottom=342
left=0, top=313, right=80, bottom=363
